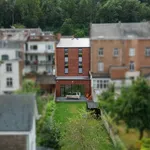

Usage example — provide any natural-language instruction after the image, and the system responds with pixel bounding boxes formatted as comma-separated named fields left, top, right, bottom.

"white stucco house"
left=0, top=94, right=39, bottom=150
left=0, top=30, right=27, bottom=94
left=24, top=32, right=55, bottom=75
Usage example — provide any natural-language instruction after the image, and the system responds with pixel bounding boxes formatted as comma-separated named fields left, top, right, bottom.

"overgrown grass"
left=116, top=121, right=150, bottom=149
left=53, top=102, right=86, bottom=126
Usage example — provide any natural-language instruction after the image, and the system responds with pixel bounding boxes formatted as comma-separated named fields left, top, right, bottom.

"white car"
left=66, top=92, right=81, bottom=99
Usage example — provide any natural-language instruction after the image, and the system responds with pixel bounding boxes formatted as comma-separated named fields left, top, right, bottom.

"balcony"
left=25, top=60, right=54, bottom=66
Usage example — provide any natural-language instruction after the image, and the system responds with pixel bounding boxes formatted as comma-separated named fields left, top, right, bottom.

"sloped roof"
left=0, top=94, right=36, bottom=132
left=57, top=38, right=90, bottom=48
left=91, top=22, right=150, bottom=40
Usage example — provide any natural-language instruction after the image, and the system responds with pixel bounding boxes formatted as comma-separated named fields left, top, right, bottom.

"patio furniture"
left=66, top=92, right=81, bottom=99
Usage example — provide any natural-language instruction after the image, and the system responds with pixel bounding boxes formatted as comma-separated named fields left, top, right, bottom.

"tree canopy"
left=99, top=78, right=150, bottom=140
left=1, top=0, right=150, bottom=36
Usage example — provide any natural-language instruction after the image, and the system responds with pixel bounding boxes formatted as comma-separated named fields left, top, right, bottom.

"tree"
left=60, top=111, right=113, bottom=150
left=15, top=79, right=40, bottom=94
left=99, top=78, right=150, bottom=140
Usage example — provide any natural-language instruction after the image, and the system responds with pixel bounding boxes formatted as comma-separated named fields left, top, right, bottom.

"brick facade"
left=56, top=47, right=90, bottom=76
left=91, top=39, right=150, bottom=78
left=56, top=44, right=90, bottom=97
left=0, top=135, right=27, bottom=150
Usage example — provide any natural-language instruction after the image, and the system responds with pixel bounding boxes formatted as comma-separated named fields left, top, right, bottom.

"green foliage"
left=1, top=0, right=150, bottom=36
left=37, top=101, right=60, bottom=149
left=99, top=77, right=150, bottom=140
left=60, top=111, right=114, bottom=150
left=15, top=79, right=40, bottom=94
left=141, top=138, right=150, bottom=150
left=13, top=23, right=25, bottom=28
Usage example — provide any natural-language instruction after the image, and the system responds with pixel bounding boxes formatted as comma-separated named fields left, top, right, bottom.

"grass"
left=116, top=121, right=150, bottom=149
left=53, top=102, right=86, bottom=126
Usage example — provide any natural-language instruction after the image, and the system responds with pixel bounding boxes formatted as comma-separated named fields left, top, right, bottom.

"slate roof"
left=0, top=94, right=36, bottom=132
left=36, top=75, right=56, bottom=84
left=91, top=22, right=150, bottom=40
left=57, top=38, right=90, bottom=48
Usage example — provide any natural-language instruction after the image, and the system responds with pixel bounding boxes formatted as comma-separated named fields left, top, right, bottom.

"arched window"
left=2, top=55, right=9, bottom=61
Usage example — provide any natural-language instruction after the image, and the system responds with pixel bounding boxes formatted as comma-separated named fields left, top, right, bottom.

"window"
left=30, top=55, right=33, bottom=61
left=145, top=47, right=150, bottom=56
left=79, top=67, right=83, bottom=73
left=98, top=48, right=104, bottom=56
left=65, top=67, right=68, bottom=74
left=35, top=55, right=38, bottom=61
left=2, top=55, right=9, bottom=61
left=64, top=48, right=68, bottom=53
left=48, top=55, right=51, bottom=61
left=47, top=45, right=53, bottom=50
left=129, top=48, right=135, bottom=56
left=65, top=57, right=68, bottom=62
left=6, top=78, right=13, bottom=87
left=79, top=57, right=82, bottom=62
left=129, top=61, right=135, bottom=71
left=16, top=51, right=22, bottom=59
left=113, top=48, right=119, bottom=56
left=6, top=64, right=12, bottom=72
left=93, top=80, right=109, bottom=89
left=30, top=45, right=38, bottom=50
left=98, top=62, right=104, bottom=72
left=78, top=48, right=82, bottom=57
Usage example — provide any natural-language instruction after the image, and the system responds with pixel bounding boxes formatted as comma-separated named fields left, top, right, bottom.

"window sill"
left=98, top=55, right=104, bottom=57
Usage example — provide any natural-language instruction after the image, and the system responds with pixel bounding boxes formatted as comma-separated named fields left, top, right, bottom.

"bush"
left=141, top=138, right=150, bottom=150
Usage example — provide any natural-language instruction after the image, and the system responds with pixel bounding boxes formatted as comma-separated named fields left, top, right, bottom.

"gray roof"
left=36, top=75, right=56, bottom=84
left=91, top=22, right=150, bottom=40
left=0, top=94, right=36, bottom=132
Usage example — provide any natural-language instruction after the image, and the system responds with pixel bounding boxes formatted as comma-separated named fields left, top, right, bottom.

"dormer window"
left=2, top=55, right=9, bottom=61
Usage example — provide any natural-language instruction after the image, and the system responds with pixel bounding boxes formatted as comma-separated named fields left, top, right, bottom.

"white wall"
left=0, top=61, right=20, bottom=94
left=28, top=115, right=36, bottom=150
left=0, top=49, right=21, bottom=60
left=26, top=41, right=55, bottom=53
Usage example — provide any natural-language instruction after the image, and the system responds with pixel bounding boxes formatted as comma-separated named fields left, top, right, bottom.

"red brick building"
left=56, top=37, right=91, bottom=98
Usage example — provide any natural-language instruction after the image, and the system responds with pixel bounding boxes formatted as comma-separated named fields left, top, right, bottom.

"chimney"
left=56, top=33, right=61, bottom=41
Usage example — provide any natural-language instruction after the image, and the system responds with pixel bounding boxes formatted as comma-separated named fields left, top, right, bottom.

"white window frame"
left=98, top=62, right=104, bottom=72
left=6, top=64, right=12, bottom=72
left=129, top=48, right=135, bottom=56
left=6, top=78, right=13, bottom=87
left=129, top=61, right=135, bottom=71
left=98, top=48, right=104, bottom=56
left=65, top=57, right=68, bottom=62
left=93, top=79, right=109, bottom=89
left=145, top=47, right=150, bottom=56
left=113, top=48, right=119, bottom=57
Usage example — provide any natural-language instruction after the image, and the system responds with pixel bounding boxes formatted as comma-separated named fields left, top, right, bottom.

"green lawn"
left=53, top=102, right=86, bottom=126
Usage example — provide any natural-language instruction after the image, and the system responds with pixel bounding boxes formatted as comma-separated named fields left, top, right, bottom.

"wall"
left=0, top=49, right=21, bottom=60
left=56, top=47, right=90, bottom=76
left=27, top=41, right=55, bottom=53
left=91, top=39, right=150, bottom=76
left=56, top=80, right=91, bottom=97
left=0, top=135, right=27, bottom=150
left=28, top=115, right=36, bottom=150
left=0, top=61, right=20, bottom=94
